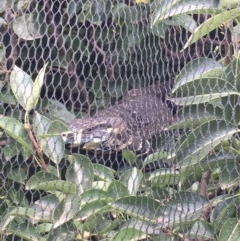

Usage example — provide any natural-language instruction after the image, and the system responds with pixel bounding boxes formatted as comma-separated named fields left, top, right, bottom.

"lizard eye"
left=86, top=127, right=93, bottom=132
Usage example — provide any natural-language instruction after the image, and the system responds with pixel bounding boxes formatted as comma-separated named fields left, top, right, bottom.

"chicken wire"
left=0, top=0, right=239, bottom=240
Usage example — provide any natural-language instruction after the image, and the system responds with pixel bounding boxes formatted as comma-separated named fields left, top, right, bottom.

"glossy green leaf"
left=156, top=192, right=209, bottom=228
left=3, top=142, right=21, bottom=161
left=78, top=199, right=109, bottom=219
left=66, top=154, right=94, bottom=192
left=27, top=64, right=47, bottom=111
left=93, top=163, right=115, bottom=182
left=172, top=14, right=197, bottom=33
left=151, top=0, right=219, bottom=26
left=43, top=99, right=76, bottom=123
left=46, top=120, right=69, bottom=136
left=189, top=220, right=214, bottom=240
left=107, top=180, right=129, bottom=199
left=172, top=77, right=237, bottom=106
left=111, top=196, right=160, bottom=222
left=210, top=196, right=238, bottom=229
left=143, top=151, right=170, bottom=168
left=0, top=90, right=17, bottom=105
left=8, top=188, right=29, bottom=207
left=224, top=57, right=240, bottom=91
left=53, top=194, right=82, bottom=228
left=10, top=65, right=33, bottom=110
left=13, top=13, right=46, bottom=40
left=184, top=9, right=240, bottom=49
left=45, top=222, right=77, bottom=241
left=180, top=152, right=236, bottom=188
left=123, top=150, right=142, bottom=168
left=219, top=218, right=240, bottom=241
left=26, top=171, right=76, bottom=194
left=119, top=167, right=143, bottom=195
left=173, top=58, right=222, bottom=92
left=219, top=161, right=240, bottom=189
left=91, top=181, right=111, bottom=191
left=8, top=222, right=41, bottom=241
left=0, top=116, right=33, bottom=152
left=110, top=227, right=147, bottom=241
left=79, top=189, right=110, bottom=207
left=35, top=194, right=60, bottom=211
left=148, top=168, right=180, bottom=186
left=176, top=120, right=237, bottom=168
left=33, top=112, right=51, bottom=142
left=82, top=211, right=121, bottom=235
left=119, top=218, right=161, bottom=235
left=175, top=104, right=223, bottom=130
left=7, top=168, right=26, bottom=184
left=37, top=223, right=53, bottom=234
left=41, top=136, right=65, bottom=164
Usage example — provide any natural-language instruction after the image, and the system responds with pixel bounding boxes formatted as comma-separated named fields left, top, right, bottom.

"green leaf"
left=45, top=221, right=77, bottom=241
left=83, top=213, right=120, bottom=234
left=13, top=13, right=46, bottom=40
left=26, top=64, right=47, bottom=111
left=3, top=142, right=21, bottom=161
left=33, top=112, right=51, bottom=140
left=189, top=220, right=214, bottom=240
left=0, top=116, right=33, bottom=152
left=8, top=222, right=41, bottom=241
left=143, top=151, right=170, bottom=168
left=123, top=150, right=142, bottom=168
left=172, top=58, right=222, bottom=92
left=0, top=90, right=17, bottom=105
left=79, top=189, right=110, bottom=206
left=110, top=227, right=146, bottom=241
left=66, top=154, right=94, bottom=192
left=118, top=218, right=161, bottom=235
left=219, top=218, right=240, bottom=241
left=151, top=0, right=219, bottom=27
left=93, top=163, right=115, bottom=182
left=107, top=180, right=129, bottom=199
left=35, top=194, right=60, bottom=211
left=175, top=104, right=223, bottom=130
left=7, top=168, right=26, bottom=184
left=8, top=188, right=29, bottom=207
left=179, top=152, right=236, bottom=188
left=111, top=196, right=160, bottom=222
left=224, top=57, right=240, bottom=91
left=10, top=65, right=34, bottom=110
left=26, top=171, right=77, bottom=194
left=176, top=120, right=237, bottom=167
left=78, top=199, right=109, bottom=219
left=148, top=169, right=180, bottom=186
left=119, top=168, right=143, bottom=195
left=172, top=77, right=237, bottom=106
left=210, top=196, right=238, bottom=230
left=156, top=192, right=209, bottom=228
left=184, top=9, right=240, bottom=49
left=172, top=14, right=197, bottom=33
left=91, top=181, right=111, bottom=191
left=43, top=99, right=76, bottom=123
left=219, top=161, right=240, bottom=189
left=53, top=194, right=82, bottom=228
left=41, top=136, right=65, bottom=164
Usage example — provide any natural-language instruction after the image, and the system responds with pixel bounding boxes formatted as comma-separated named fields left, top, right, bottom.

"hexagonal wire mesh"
left=0, top=0, right=240, bottom=240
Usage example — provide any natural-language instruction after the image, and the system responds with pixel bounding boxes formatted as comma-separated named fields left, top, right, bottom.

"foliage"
left=0, top=0, right=240, bottom=240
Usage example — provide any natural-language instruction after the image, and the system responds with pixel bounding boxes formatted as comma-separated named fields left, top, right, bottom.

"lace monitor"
left=62, top=81, right=177, bottom=153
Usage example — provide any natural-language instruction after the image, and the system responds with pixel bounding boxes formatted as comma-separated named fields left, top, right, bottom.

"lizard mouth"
left=61, top=127, right=114, bottom=150
left=61, top=116, right=128, bottom=151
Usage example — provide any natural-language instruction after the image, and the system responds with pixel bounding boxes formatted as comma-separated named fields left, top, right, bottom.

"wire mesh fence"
left=0, top=0, right=240, bottom=240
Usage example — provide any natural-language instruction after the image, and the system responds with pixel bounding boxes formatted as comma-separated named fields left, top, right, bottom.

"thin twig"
left=27, top=127, right=49, bottom=172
